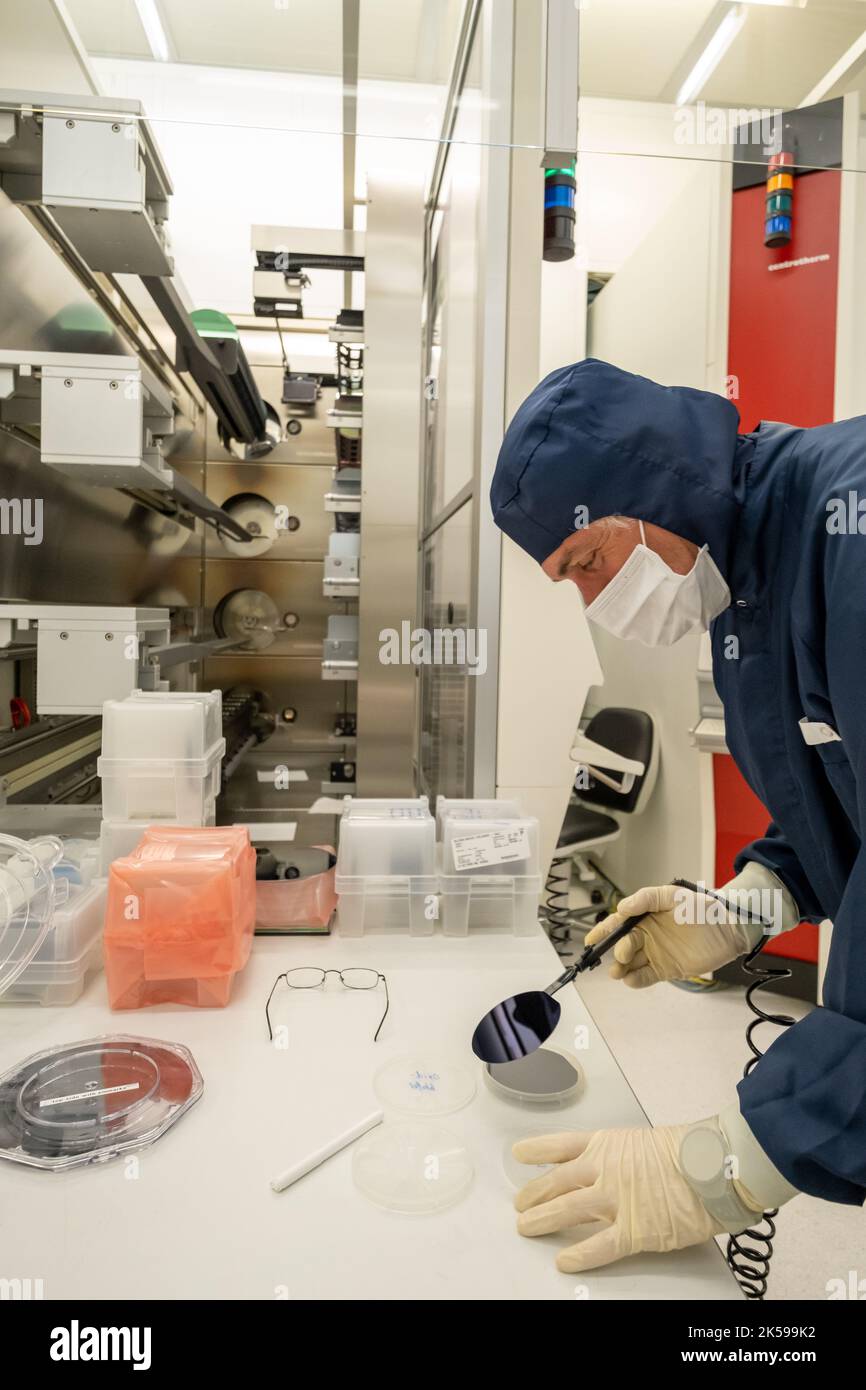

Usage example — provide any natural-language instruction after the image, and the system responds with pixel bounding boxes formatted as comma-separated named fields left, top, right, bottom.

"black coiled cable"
left=544, top=862, right=574, bottom=956
left=543, top=857, right=620, bottom=956
left=671, top=880, right=797, bottom=1300
left=725, top=936, right=796, bottom=1300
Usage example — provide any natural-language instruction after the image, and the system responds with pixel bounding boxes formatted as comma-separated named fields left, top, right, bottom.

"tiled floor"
left=558, top=926, right=866, bottom=1302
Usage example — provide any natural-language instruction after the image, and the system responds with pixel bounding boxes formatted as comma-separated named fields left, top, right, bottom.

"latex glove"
left=513, top=1123, right=758, bottom=1273
left=583, top=864, right=790, bottom=987
left=719, top=1101, right=799, bottom=1214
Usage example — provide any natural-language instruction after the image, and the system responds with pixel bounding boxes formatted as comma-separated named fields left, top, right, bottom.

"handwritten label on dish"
left=409, top=1070, right=440, bottom=1093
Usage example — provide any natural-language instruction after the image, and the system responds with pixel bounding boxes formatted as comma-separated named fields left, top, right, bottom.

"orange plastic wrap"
left=254, top=845, right=337, bottom=930
left=104, top=825, right=256, bottom=1010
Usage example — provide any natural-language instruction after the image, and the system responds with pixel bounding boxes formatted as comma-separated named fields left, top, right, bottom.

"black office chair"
left=547, top=707, right=658, bottom=947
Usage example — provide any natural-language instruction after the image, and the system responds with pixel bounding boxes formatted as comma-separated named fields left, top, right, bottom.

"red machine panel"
left=719, top=167, right=842, bottom=964
left=728, top=170, right=840, bottom=431
left=712, top=755, right=818, bottom=963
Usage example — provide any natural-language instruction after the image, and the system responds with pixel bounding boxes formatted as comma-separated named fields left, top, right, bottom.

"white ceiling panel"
left=580, top=0, right=719, bottom=100
left=65, top=0, right=462, bottom=84
left=61, top=1, right=866, bottom=114
left=161, top=0, right=343, bottom=74
left=581, top=0, right=866, bottom=107
left=65, top=0, right=152, bottom=59
left=705, top=2, right=866, bottom=108
left=356, top=0, right=463, bottom=82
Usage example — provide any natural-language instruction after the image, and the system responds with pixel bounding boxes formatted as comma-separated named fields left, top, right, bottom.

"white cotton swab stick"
left=270, top=1109, right=385, bottom=1193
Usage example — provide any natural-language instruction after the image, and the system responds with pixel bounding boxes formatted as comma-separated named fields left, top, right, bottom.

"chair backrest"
left=579, top=707, right=655, bottom=814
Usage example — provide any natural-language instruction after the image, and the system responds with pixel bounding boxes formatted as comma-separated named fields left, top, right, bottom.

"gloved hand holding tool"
left=584, top=866, right=798, bottom=987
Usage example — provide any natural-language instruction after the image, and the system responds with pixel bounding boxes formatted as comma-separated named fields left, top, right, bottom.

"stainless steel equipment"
left=0, top=86, right=427, bottom=839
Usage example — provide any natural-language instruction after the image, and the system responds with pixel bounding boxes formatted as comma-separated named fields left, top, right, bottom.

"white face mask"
left=584, top=522, right=731, bottom=646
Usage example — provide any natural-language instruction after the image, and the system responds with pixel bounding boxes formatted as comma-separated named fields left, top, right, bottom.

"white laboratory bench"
left=0, top=924, right=740, bottom=1302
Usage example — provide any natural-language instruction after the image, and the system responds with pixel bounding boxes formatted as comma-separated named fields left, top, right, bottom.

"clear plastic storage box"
left=97, top=690, right=225, bottom=825
left=0, top=834, right=63, bottom=998
left=0, top=834, right=107, bottom=1006
left=1, top=880, right=107, bottom=1006
left=101, top=690, right=223, bottom=761
left=97, top=748, right=224, bottom=823
left=336, top=798, right=437, bottom=936
left=435, top=797, right=522, bottom=833
left=55, top=837, right=101, bottom=889
left=438, top=815, right=542, bottom=937
left=99, top=821, right=149, bottom=876
left=344, top=796, right=430, bottom=817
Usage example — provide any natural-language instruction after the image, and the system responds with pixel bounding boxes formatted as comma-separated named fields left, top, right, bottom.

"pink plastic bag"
left=104, top=825, right=256, bottom=1009
left=255, top=846, right=336, bottom=930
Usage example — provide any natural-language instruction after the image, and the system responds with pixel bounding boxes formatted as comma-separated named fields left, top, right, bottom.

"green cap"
left=190, top=308, right=239, bottom=339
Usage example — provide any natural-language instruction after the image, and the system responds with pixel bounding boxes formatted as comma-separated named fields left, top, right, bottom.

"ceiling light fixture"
left=134, top=0, right=170, bottom=63
left=800, top=25, right=866, bottom=106
left=676, top=4, right=748, bottom=108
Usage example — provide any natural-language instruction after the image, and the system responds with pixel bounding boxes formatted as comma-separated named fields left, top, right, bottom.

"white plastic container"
left=335, top=873, right=439, bottom=937
left=99, top=821, right=149, bottom=876
left=338, top=802, right=435, bottom=876
left=97, top=746, right=223, bottom=823
left=435, top=797, right=522, bottom=835
left=0, top=879, right=107, bottom=1006
left=342, top=796, right=429, bottom=817
left=101, top=690, right=223, bottom=761
left=438, top=816, right=542, bottom=938
left=99, top=689, right=225, bottom=824
left=336, top=798, right=437, bottom=937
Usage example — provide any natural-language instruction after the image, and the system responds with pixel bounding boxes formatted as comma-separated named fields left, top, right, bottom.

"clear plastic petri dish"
left=484, top=1046, right=583, bottom=1107
left=373, top=1054, right=476, bottom=1116
left=353, top=1121, right=474, bottom=1213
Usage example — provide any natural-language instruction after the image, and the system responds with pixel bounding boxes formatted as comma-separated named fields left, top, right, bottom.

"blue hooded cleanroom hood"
left=490, top=358, right=746, bottom=575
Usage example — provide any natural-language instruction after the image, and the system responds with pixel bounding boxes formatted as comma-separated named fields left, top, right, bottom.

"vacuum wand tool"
left=471, top=907, right=650, bottom=1064
left=573, top=911, right=649, bottom=974
left=572, top=878, right=772, bottom=977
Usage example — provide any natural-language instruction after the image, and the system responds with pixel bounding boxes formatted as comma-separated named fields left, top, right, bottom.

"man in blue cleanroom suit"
left=490, top=356, right=866, bottom=1274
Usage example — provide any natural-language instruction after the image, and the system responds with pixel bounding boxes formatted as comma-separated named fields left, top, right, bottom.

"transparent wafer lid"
left=0, top=1035, right=203, bottom=1171
left=352, top=1121, right=473, bottom=1213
